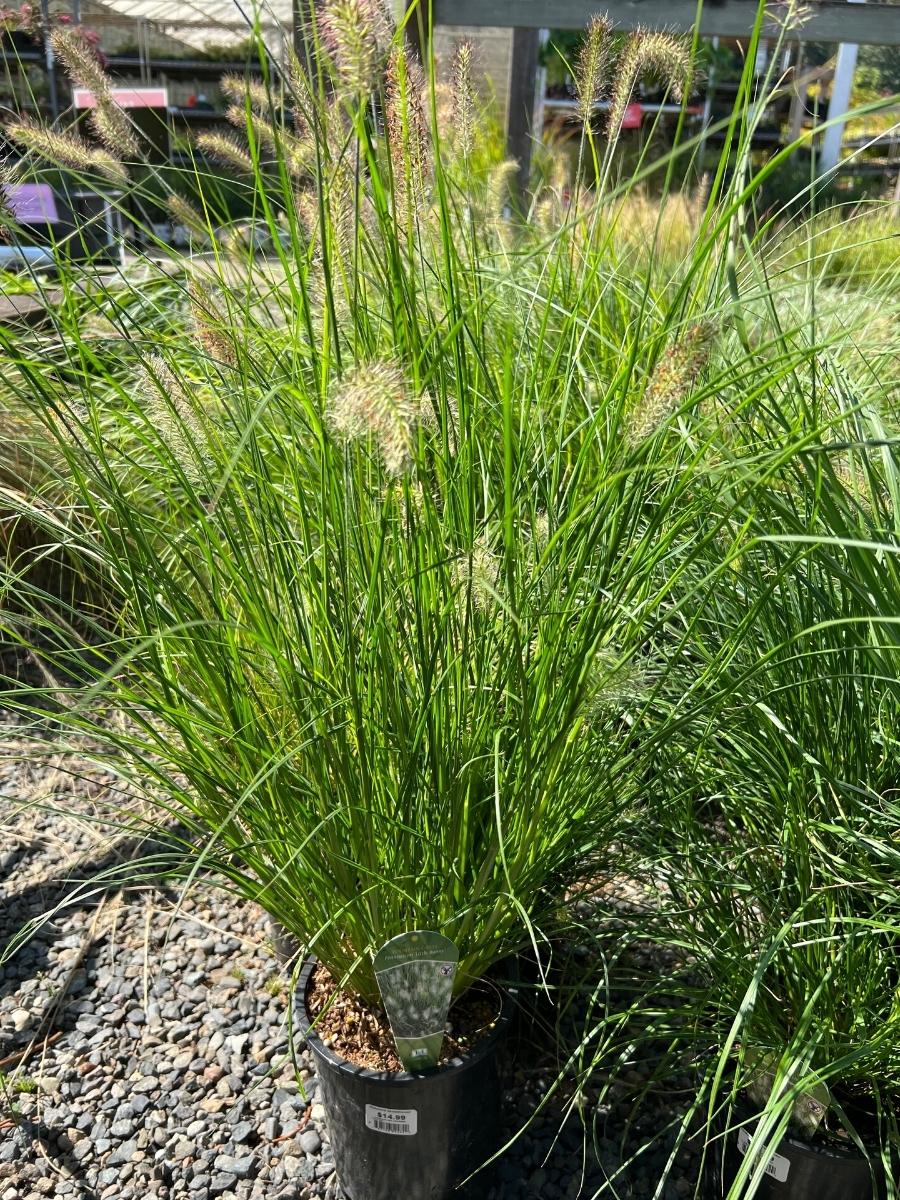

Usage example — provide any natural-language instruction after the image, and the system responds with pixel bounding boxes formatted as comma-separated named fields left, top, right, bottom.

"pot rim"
left=296, top=955, right=517, bottom=1085
left=727, top=1094, right=888, bottom=1166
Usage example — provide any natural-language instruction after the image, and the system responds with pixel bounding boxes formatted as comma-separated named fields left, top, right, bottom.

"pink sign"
left=621, top=103, right=643, bottom=130
left=3, top=183, right=59, bottom=223
left=73, top=87, right=168, bottom=109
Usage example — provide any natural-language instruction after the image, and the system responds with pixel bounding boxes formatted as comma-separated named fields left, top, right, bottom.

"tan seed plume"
left=608, top=30, right=692, bottom=139
left=189, top=281, right=237, bottom=369
left=385, top=45, right=431, bottom=231
left=196, top=132, right=254, bottom=174
left=222, top=77, right=314, bottom=177
left=322, top=0, right=394, bottom=95
left=451, top=41, right=476, bottom=160
left=139, top=355, right=212, bottom=484
left=626, top=321, right=717, bottom=446
left=328, top=361, right=420, bottom=475
left=574, top=15, right=613, bottom=131
left=51, top=29, right=140, bottom=156
left=454, top=535, right=500, bottom=612
left=5, top=118, right=127, bottom=184
left=167, top=193, right=210, bottom=244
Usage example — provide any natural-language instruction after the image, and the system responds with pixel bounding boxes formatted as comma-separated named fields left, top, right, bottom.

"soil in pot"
left=307, top=961, right=503, bottom=1072
left=708, top=1094, right=890, bottom=1200
left=297, top=957, right=517, bottom=1200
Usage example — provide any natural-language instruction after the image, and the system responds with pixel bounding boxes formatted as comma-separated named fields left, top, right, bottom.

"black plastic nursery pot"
left=709, top=1099, right=886, bottom=1200
left=296, top=957, right=517, bottom=1200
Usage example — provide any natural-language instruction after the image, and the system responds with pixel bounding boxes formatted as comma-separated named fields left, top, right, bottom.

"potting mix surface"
left=306, top=963, right=500, bottom=1073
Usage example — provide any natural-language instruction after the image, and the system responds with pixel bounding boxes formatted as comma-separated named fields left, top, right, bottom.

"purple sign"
left=3, top=184, right=60, bottom=224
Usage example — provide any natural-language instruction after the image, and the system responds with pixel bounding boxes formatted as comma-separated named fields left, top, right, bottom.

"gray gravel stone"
left=108, top=1139, right=139, bottom=1165
left=299, top=1130, right=321, bottom=1155
left=213, top=1155, right=255, bottom=1180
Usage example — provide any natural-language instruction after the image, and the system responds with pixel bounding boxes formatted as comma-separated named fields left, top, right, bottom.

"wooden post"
left=821, top=2, right=866, bottom=175
left=507, top=26, right=541, bottom=204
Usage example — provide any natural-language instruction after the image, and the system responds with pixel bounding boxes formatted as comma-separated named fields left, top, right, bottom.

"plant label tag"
left=365, top=1104, right=417, bottom=1135
left=373, top=930, right=459, bottom=1072
left=736, top=1128, right=790, bottom=1182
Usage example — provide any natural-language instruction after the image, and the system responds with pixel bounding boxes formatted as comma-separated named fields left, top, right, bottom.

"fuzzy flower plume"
left=386, top=45, right=431, bottom=230
left=608, top=30, right=692, bottom=138
left=189, top=280, right=237, bottom=369
left=220, top=73, right=271, bottom=114
left=626, top=321, right=716, bottom=446
left=5, top=117, right=127, bottom=184
left=451, top=41, right=476, bottom=160
left=328, top=361, right=423, bottom=475
left=139, top=355, right=212, bottom=483
left=583, top=646, right=650, bottom=720
left=167, top=193, right=209, bottom=244
left=574, top=15, right=613, bottom=130
left=222, top=75, right=313, bottom=177
left=294, top=188, right=320, bottom=241
left=487, top=159, right=518, bottom=219
left=196, top=132, right=254, bottom=174
left=322, top=0, right=394, bottom=95
left=454, top=535, right=500, bottom=612
left=51, top=29, right=139, bottom=156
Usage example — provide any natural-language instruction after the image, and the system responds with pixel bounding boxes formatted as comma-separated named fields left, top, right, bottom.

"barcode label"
left=736, top=1128, right=790, bottom=1181
left=365, top=1104, right=417, bottom=1136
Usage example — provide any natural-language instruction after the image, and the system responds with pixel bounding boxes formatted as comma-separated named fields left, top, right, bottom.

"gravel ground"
left=0, top=715, right=698, bottom=1200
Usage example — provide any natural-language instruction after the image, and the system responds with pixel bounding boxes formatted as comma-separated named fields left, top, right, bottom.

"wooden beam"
left=431, top=0, right=900, bottom=47
left=506, top=26, right=541, bottom=204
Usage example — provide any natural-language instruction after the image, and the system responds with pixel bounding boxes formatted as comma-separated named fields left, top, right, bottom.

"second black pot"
left=295, top=957, right=517, bottom=1200
left=710, top=1099, right=885, bottom=1199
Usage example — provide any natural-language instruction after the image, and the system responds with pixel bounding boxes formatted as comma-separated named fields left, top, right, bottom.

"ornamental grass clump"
left=0, top=2, right=751, bottom=1012
left=2, top=10, right=900, bottom=1155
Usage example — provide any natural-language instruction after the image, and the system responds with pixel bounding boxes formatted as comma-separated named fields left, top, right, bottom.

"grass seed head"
left=487, top=159, right=518, bottom=220
left=574, top=15, right=613, bottom=130
left=322, top=0, right=394, bottom=95
left=451, top=41, right=476, bottom=160
left=220, top=74, right=272, bottom=114
left=189, top=281, right=237, bottom=369
left=51, top=29, right=140, bottom=156
left=5, top=117, right=127, bottom=184
left=454, top=535, right=500, bottom=612
left=196, top=132, right=254, bottom=174
left=608, top=30, right=692, bottom=138
left=328, top=361, right=419, bottom=475
left=139, top=354, right=212, bottom=484
left=386, top=46, right=431, bottom=230
left=167, top=193, right=209, bottom=243
left=626, top=321, right=717, bottom=446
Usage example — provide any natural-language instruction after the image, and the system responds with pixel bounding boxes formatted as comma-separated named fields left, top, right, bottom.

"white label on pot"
left=365, top=1104, right=417, bottom=1136
left=737, top=1127, right=791, bottom=1181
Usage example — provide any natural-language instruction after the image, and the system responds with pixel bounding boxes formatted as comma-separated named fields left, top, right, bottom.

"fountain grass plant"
left=1, top=3, right=899, bottom=1172
left=0, top=3, right=743, bottom=1007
